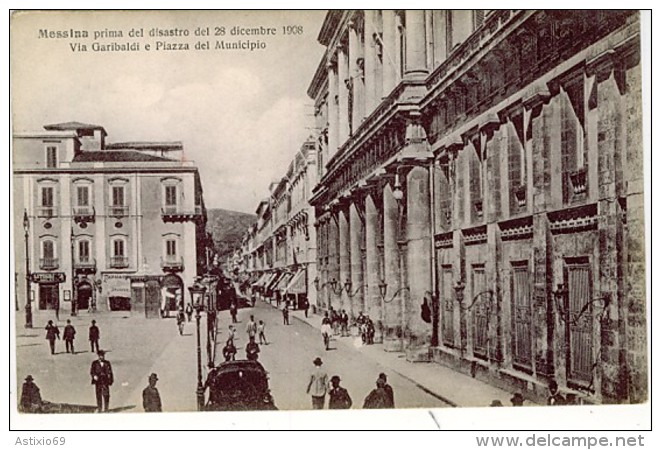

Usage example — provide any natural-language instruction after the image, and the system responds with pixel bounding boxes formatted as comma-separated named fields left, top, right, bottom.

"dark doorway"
left=77, top=281, right=92, bottom=311
left=109, top=296, right=131, bottom=311
left=39, top=283, right=59, bottom=310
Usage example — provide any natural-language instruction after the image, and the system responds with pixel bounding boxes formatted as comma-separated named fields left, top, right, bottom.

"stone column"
left=338, top=204, right=351, bottom=315
left=404, top=10, right=428, bottom=78
left=365, top=191, right=382, bottom=335
left=381, top=10, right=398, bottom=97
left=349, top=20, right=365, bottom=130
left=327, top=60, right=339, bottom=158
left=383, top=182, right=403, bottom=351
left=405, top=166, right=433, bottom=351
left=349, top=199, right=364, bottom=319
left=363, top=10, right=377, bottom=115
left=337, top=44, right=350, bottom=145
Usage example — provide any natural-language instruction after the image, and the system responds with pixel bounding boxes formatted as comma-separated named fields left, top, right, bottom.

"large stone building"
left=13, top=121, right=208, bottom=318
left=245, top=140, right=318, bottom=310
left=307, top=10, right=645, bottom=404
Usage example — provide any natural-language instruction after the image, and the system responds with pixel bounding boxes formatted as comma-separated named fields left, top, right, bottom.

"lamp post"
left=189, top=282, right=207, bottom=411
left=23, top=210, right=33, bottom=328
left=70, top=226, right=77, bottom=317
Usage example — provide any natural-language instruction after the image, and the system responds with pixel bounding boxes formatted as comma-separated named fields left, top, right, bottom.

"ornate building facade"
left=13, top=122, right=208, bottom=318
left=245, top=140, right=318, bottom=310
left=307, top=10, right=645, bottom=404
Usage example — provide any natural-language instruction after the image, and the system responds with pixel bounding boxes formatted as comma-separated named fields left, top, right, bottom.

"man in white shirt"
left=306, top=357, right=328, bottom=410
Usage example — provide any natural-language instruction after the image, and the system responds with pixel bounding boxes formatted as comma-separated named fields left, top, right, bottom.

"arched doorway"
left=77, top=280, right=93, bottom=311
left=161, top=274, right=183, bottom=316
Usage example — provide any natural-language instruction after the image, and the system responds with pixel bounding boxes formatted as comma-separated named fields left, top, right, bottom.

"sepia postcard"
left=9, top=9, right=651, bottom=432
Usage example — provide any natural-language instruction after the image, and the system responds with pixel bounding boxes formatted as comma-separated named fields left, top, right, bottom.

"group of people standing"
left=306, top=357, right=395, bottom=410
left=221, top=311, right=269, bottom=363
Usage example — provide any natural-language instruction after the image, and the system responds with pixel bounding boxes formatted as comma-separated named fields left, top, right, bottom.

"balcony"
left=39, top=257, right=59, bottom=270
left=37, top=207, right=57, bottom=218
left=160, top=256, right=184, bottom=272
left=73, top=206, right=95, bottom=224
left=109, top=256, right=129, bottom=269
left=161, top=205, right=204, bottom=223
left=108, top=205, right=128, bottom=218
left=74, top=258, right=96, bottom=273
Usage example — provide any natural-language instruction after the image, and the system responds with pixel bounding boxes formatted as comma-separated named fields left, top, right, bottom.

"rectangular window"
left=42, top=240, right=54, bottom=259
left=77, top=186, right=89, bottom=207
left=440, top=265, right=455, bottom=347
left=79, top=240, right=90, bottom=262
left=113, top=240, right=125, bottom=257
left=41, top=187, right=54, bottom=207
left=511, top=262, right=533, bottom=370
left=566, top=260, right=593, bottom=387
left=46, top=146, right=57, bottom=168
left=112, top=186, right=125, bottom=206
left=471, top=265, right=488, bottom=359
left=166, top=240, right=177, bottom=257
left=165, top=185, right=177, bottom=206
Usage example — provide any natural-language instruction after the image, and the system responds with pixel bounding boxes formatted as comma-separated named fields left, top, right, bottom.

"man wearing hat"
left=328, top=375, right=352, bottom=409
left=142, top=373, right=162, bottom=412
left=89, top=320, right=100, bottom=354
left=90, top=350, right=114, bottom=412
left=511, top=393, right=525, bottom=406
left=45, top=320, right=60, bottom=355
left=63, top=319, right=76, bottom=354
left=19, top=375, right=43, bottom=413
left=306, top=357, right=328, bottom=409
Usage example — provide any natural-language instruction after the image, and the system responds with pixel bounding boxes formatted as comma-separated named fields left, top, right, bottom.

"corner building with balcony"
left=13, top=122, right=208, bottom=317
left=308, top=10, right=645, bottom=404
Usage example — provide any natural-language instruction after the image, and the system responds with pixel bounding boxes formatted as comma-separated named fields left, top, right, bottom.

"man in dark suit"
left=89, top=320, right=100, bottom=353
left=45, top=320, right=60, bottom=355
left=63, top=320, right=76, bottom=354
left=90, top=350, right=114, bottom=412
left=142, top=373, right=162, bottom=412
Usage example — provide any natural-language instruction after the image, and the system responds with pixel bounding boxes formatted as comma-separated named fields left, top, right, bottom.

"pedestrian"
left=227, top=325, right=236, bottom=343
left=63, top=319, right=76, bottom=354
left=510, top=392, right=525, bottom=407
left=321, top=319, right=332, bottom=351
left=363, top=378, right=390, bottom=409
left=176, top=309, right=186, bottom=335
left=303, top=299, right=309, bottom=318
left=330, top=307, right=339, bottom=335
left=222, top=339, right=237, bottom=361
left=365, top=316, right=375, bottom=344
left=245, top=336, right=260, bottom=361
left=258, top=320, right=268, bottom=345
left=142, top=373, right=162, bottom=412
left=90, top=350, right=114, bottom=412
left=328, top=375, right=352, bottom=409
left=322, top=312, right=331, bottom=325
left=19, top=375, right=43, bottom=413
left=246, top=315, right=257, bottom=339
left=547, top=380, right=566, bottom=406
left=230, top=302, right=238, bottom=324
left=185, top=303, right=193, bottom=322
left=378, top=373, right=395, bottom=408
left=282, top=303, right=290, bottom=325
left=89, top=320, right=100, bottom=354
left=45, top=320, right=60, bottom=355
left=340, top=309, right=349, bottom=337
left=306, top=357, right=328, bottom=410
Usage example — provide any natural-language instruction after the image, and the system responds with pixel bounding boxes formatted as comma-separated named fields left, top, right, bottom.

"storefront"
left=284, top=268, right=307, bottom=309
left=32, top=272, right=65, bottom=311
left=105, top=274, right=132, bottom=311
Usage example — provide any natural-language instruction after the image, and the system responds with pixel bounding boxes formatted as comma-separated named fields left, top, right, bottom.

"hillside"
left=206, top=208, right=256, bottom=259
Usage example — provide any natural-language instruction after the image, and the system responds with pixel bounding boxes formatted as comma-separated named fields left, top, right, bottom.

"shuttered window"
left=441, top=266, right=454, bottom=347
left=512, top=262, right=533, bottom=370
left=472, top=265, right=488, bottom=359
left=566, top=261, right=593, bottom=386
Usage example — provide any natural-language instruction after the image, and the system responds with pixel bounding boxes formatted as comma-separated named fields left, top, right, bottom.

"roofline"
left=13, top=131, right=80, bottom=140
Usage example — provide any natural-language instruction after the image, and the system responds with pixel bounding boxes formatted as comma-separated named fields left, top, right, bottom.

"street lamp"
left=23, top=210, right=33, bottom=328
left=189, top=282, right=207, bottom=411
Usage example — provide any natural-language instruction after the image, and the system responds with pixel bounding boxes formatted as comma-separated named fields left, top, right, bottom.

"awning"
left=284, top=269, right=306, bottom=295
left=275, top=272, right=293, bottom=292
left=252, top=273, right=268, bottom=287
left=265, top=272, right=283, bottom=291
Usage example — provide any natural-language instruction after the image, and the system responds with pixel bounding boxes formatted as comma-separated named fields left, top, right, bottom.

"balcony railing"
left=109, top=256, right=129, bottom=269
left=108, top=205, right=128, bottom=218
left=74, top=258, right=96, bottom=272
left=40, top=257, right=59, bottom=270
left=37, top=207, right=57, bottom=218
left=161, top=205, right=204, bottom=222
left=160, top=256, right=184, bottom=272
left=73, top=206, right=95, bottom=224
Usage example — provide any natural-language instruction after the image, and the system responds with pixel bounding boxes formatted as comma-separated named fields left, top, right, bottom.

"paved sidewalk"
left=266, top=302, right=536, bottom=408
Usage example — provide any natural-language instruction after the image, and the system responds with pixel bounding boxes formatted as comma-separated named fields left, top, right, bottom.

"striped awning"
left=264, top=272, right=281, bottom=291
left=252, top=273, right=268, bottom=287
left=275, top=272, right=293, bottom=292
left=284, top=269, right=306, bottom=295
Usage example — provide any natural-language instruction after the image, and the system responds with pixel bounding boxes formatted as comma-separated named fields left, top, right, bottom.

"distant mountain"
left=206, top=208, right=256, bottom=259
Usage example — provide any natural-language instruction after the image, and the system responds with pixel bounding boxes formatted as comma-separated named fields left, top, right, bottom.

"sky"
left=10, top=10, right=327, bottom=213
